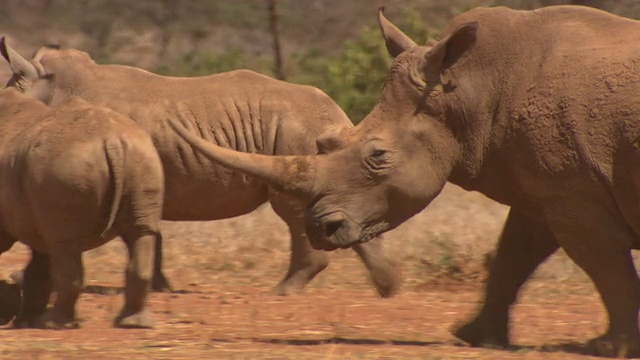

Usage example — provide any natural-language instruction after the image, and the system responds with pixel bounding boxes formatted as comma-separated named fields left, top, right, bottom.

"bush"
left=156, top=47, right=273, bottom=77
left=154, top=8, right=433, bottom=124
left=290, top=9, right=432, bottom=123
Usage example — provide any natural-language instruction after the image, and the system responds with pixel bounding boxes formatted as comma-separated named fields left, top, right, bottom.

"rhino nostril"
left=323, top=219, right=344, bottom=238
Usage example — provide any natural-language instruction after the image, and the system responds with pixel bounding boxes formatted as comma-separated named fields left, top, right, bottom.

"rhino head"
left=0, top=37, right=59, bottom=95
left=171, top=8, right=478, bottom=250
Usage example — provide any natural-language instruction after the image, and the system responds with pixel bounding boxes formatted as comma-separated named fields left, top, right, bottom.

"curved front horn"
left=168, top=119, right=317, bottom=199
left=0, top=37, right=38, bottom=80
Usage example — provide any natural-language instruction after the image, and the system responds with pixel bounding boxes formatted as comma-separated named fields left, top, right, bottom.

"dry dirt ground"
left=1, top=184, right=638, bottom=359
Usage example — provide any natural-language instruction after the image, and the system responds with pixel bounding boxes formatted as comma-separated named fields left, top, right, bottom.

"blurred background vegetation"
left=1, top=0, right=639, bottom=123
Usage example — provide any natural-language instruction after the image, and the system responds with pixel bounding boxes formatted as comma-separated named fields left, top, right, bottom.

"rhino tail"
left=101, top=137, right=125, bottom=238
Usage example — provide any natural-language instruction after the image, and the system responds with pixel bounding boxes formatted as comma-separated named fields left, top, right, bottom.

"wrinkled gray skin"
left=0, top=40, right=400, bottom=297
left=163, top=5, right=640, bottom=358
left=0, top=83, right=164, bottom=329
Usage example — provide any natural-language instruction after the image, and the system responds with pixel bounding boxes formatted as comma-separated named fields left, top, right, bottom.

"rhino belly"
left=160, top=175, right=269, bottom=221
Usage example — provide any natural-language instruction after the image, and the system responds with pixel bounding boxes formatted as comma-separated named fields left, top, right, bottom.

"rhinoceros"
left=163, top=5, right=640, bottom=358
left=0, top=78, right=164, bottom=329
left=0, top=40, right=399, bottom=297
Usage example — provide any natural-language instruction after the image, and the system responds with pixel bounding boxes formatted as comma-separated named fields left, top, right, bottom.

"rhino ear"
left=1, top=37, right=12, bottom=63
left=424, top=22, right=478, bottom=72
left=425, top=38, right=438, bottom=48
left=316, top=127, right=348, bottom=154
left=0, top=37, right=38, bottom=81
left=378, top=7, right=417, bottom=58
left=32, top=43, right=61, bottom=63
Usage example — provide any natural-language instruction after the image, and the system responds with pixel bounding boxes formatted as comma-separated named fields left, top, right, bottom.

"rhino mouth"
left=306, top=212, right=389, bottom=250
left=358, top=222, right=390, bottom=243
left=305, top=212, right=348, bottom=251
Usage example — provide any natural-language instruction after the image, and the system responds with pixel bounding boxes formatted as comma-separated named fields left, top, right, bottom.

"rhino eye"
left=364, top=147, right=394, bottom=174
left=362, top=140, right=395, bottom=175
left=371, top=149, right=386, bottom=157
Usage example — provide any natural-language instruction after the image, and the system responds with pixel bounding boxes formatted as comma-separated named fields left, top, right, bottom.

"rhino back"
left=40, top=55, right=351, bottom=219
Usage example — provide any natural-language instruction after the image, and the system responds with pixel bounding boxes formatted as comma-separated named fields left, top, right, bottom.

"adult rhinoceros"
left=0, top=78, right=164, bottom=329
left=0, top=40, right=399, bottom=297
left=165, top=5, right=640, bottom=358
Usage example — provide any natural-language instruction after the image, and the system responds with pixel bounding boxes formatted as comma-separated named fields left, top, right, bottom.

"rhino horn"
left=0, top=37, right=38, bottom=80
left=169, top=119, right=316, bottom=199
left=378, top=7, right=417, bottom=58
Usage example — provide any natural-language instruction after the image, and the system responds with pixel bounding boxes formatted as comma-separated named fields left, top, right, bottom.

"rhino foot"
left=12, top=312, right=46, bottom=329
left=9, top=271, right=24, bottom=287
left=115, top=310, right=154, bottom=329
left=452, top=316, right=509, bottom=349
left=351, top=239, right=401, bottom=298
left=0, top=316, right=13, bottom=326
left=12, top=317, right=40, bottom=329
left=151, top=272, right=173, bottom=293
left=41, top=319, right=80, bottom=329
left=37, top=311, right=80, bottom=329
left=587, top=333, right=640, bottom=358
left=369, top=265, right=401, bottom=298
left=14, top=311, right=79, bottom=329
left=270, top=256, right=330, bottom=296
left=269, top=284, right=301, bottom=296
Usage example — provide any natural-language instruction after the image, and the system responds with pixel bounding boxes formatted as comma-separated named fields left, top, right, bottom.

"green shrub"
left=154, top=8, right=434, bottom=124
left=290, top=8, right=432, bottom=123
left=156, top=48, right=273, bottom=77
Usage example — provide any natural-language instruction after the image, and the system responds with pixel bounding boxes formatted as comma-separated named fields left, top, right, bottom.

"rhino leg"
left=36, top=247, right=82, bottom=329
left=0, top=239, right=21, bottom=325
left=352, top=236, right=401, bottom=298
left=13, top=250, right=53, bottom=328
left=150, top=231, right=173, bottom=292
left=269, top=192, right=330, bottom=296
left=577, top=256, right=640, bottom=359
left=547, top=206, right=640, bottom=358
left=453, top=209, right=558, bottom=348
left=114, top=232, right=156, bottom=329
left=0, top=280, right=21, bottom=325
left=269, top=192, right=400, bottom=297
left=9, top=270, right=24, bottom=287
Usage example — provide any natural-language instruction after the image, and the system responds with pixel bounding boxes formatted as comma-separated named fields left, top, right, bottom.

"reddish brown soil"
left=0, top=279, right=608, bottom=359
left=0, top=185, right=631, bottom=359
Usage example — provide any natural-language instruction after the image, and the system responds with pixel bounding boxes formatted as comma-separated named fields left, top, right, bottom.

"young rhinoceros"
left=0, top=78, right=164, bottom=329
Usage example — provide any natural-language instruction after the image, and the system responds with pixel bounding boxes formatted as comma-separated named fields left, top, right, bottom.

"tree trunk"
left=268, top=0, right=286, bottom=80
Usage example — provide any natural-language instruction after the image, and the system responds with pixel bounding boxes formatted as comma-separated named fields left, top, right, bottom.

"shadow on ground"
left=505, top=341, right=602, bottom=358
left=83, top=285, right=193, bottom=295
left=215, top=337, right=602, bottom=358
left=247, top=337, right=441, bottom=347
